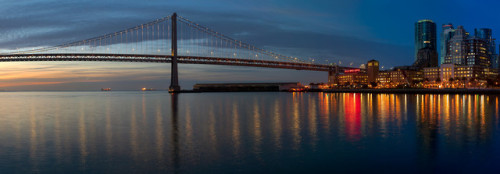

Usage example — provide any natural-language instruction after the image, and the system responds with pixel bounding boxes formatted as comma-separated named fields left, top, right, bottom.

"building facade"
left=475, top=28, right=497, bottom=69
left=466, top=38, right=490, bottom=67
left=475, top=28, right=496, bottom=56
left=414, top=47, right=438, bottom=68
left=423, top=67, right=440, bottom=81
left=497, top=46, right=500, bottom=69
left=335, top=69, right=368, bottom=86
left=443, top=26, right=492, bottom=68
left=440, top=63, right=496, bottom=81
left=415, top=20, right=437, bottom=61
left=367, top=60, right=379, bottom=83
left=376, top=67, right=423, bottom=86
left=444, top=26, right=468, bottom=65
left=440, top=24, right=455, bottom=65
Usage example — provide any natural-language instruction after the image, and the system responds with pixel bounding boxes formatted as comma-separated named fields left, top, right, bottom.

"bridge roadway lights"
left=169, top=86, right=181, bottom=93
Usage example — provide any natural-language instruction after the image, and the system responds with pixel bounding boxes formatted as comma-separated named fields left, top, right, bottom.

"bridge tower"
left=169, top=13, right=181, bottom=92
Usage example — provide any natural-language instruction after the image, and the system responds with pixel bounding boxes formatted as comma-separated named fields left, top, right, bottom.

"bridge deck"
left=0, top=53, right=354, bottom=72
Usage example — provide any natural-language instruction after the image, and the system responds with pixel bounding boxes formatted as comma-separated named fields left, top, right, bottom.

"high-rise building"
left=444, top=26, right=493, bottom=68
left=445, top=26, right=468, bottom=65
left=367, top=60, right=379, bottom=83
left=414, top=47, right=438, bottom=68
left=415, top=20, right=437, bottom=61
left=495, top=45, right=500, bottom=70
left=466, top=38, right=490, bottom=67
left=475, top=28, right=497, bottom=68
left=440, top=24, right=455, bottom=65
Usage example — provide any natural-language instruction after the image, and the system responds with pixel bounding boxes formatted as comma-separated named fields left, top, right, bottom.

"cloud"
left=5, top=0, right=473, bottom=90
left=0, top=0, right=413, bottom=65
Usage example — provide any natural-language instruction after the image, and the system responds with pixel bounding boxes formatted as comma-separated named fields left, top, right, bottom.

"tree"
left=469, top=78, right=476, bottom=83
left=461, top=77, right=467, bottom=88
left=370, top=82, right=378, bottom=88
left=448, top=78, right=454, bottom=88
left=436, top=77, right=441, bottom=83
left=497, top=74, right=500, bottom=86
left=469, top=78, right=476, bottom=88
left=486, top=79, right=495, bottom=88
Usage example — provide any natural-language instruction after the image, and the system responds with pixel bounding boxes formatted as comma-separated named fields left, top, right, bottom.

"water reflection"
left=171, top=94, right=180, bottom=174
left=0, top=92, right=499, bottom=173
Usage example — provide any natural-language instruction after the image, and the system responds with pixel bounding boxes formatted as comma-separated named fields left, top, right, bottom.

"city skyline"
left=1, top=0, right=500, bottom=90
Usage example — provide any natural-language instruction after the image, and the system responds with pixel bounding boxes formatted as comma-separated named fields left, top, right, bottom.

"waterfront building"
left=367, top=60, right=379, bottom=83
left=423, top=67, right=440, bottom=81
left=376, top=71, right=391, bottom=84
left=423, top=67, right=441, bottom=88
left=440, top=63, right=496, bottom=81
left=440, top=24, right=455, bottom=65
left=376, top=67, right=423, bottom=87
left=415, top=20, right=437, bottom=61
left=453, top=65, right=482, bottom=79
left=414, top=47, right=438, bottom=68
left=440, top=64, right=455, bottom=82
left=392, top=67, right=424, bottom=84
left=335, top=69, right=368, bottom=86
left=335, top=61, right=497, bottom=88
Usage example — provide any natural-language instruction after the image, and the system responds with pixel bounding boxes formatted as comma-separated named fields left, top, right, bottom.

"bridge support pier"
left=328, top=71, right=335, bottom=85
left=328, top=65, right=339, bottom=86
left=169, top=13, right=181, bottom=92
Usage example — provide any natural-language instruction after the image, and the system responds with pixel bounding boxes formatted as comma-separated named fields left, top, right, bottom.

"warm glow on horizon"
left=0, top=62, right=169, bottom=89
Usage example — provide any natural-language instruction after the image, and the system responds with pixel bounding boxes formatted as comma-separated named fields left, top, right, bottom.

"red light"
left=344, top=69, right=361, bottom=73
left=344, top=93, right=361, bottom=142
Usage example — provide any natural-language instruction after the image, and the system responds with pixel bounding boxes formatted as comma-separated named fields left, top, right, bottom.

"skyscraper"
left=475, top=28, right=497, bottom=68
left=496, top=45, right=500, bottom=70
left=414, top=47, right=438, bottom=68
left=444, top=26, right=492, bottom=68
left=445, top=26, right=468, bottom=65
left=466, top=38, right=490, bottom=67
left=440, top=24, right=455, bottom=65
left=415, top=20, right=437, bottom=61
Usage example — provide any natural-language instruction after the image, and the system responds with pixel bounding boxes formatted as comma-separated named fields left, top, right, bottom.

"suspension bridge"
left=0, top=13, right=355, bottom=92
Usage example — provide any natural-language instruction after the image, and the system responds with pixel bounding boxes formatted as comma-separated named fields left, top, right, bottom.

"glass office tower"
left=440, top=24, right=455, bottom=65
left=415, top=20, right=437, bottom=62
left=475, top=28, right=497, bottom=68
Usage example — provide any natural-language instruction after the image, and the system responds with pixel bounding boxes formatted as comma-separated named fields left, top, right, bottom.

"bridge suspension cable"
left=5, top=13, right=326, bottom=66
left=9, top=15, right=173, bottom=56
left=176, top=15, right=311, bottom=63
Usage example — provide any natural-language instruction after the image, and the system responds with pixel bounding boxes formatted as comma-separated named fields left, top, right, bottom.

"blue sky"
left=0, top=0, right=499, bottom=90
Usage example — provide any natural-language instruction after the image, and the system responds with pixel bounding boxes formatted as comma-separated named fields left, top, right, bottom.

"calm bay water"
left=0, top=92, right=499, bottom=173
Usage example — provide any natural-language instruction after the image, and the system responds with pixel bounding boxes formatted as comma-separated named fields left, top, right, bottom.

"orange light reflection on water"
left=344, top=93, right=362, bottom=142
left=5, top=92, right=499, bottom=172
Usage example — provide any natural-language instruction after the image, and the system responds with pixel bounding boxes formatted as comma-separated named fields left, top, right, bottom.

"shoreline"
left=1, top=89, right=500, bottom=95
left=325, top=88, right=500, bottom=95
